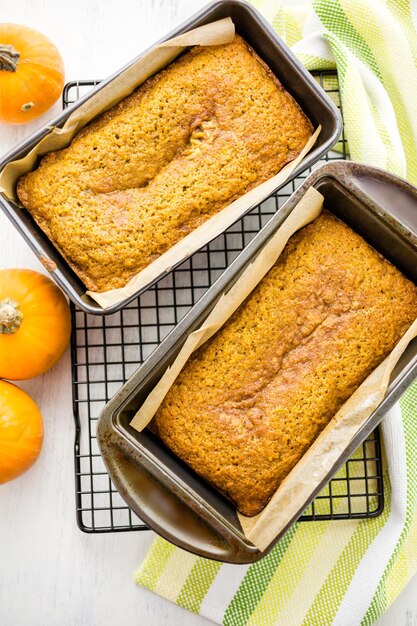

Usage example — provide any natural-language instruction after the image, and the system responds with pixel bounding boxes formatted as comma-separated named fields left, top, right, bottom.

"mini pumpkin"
left=0, top=380, right=43, bottom=484
left=0, top=23, right=64, bottom=124
left=0, top=269, right=71, bottom=380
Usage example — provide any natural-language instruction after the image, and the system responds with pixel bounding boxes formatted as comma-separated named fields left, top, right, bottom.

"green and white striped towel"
left=135, top=2, right=417, bottom=624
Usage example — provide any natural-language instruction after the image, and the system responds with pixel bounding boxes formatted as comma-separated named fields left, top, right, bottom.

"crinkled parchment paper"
left=129, top=185, right=417, bottom=551
left=0, top=17, right=320, bottom=308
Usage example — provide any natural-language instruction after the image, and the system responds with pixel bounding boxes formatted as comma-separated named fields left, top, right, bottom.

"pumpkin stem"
left=0, top=44, right=20, bottom=72
left=0, top=298, right=23, bottom=334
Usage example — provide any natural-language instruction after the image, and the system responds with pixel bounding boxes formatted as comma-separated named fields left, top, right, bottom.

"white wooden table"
left=1, top=1, right=417, bottom=624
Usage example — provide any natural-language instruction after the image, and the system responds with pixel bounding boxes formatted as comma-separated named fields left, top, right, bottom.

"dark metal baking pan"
left=97, top=161, right=417, bottom=563
left=0, top=0, right=341, bottom=315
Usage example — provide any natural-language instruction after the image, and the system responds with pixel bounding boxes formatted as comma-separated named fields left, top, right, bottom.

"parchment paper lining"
left=0, top=17, right=320, bottom=308
left=129, top=185, right=417, bottom=551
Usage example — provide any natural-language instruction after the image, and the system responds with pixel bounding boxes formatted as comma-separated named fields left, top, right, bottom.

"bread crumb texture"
left=17, top=36, right=312, bottom=291
left=153, top=212, right=417, bottom=516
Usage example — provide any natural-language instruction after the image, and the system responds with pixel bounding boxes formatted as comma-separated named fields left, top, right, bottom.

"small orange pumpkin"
left=0, top=23, right=64, bottom=124
left=0, top=269, right=71, bottom=380
left=0, top=380, right=43, bottom=484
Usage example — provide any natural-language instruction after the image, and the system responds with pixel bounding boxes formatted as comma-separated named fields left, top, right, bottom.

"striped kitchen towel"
left=135, top=2, right=417, bottom=624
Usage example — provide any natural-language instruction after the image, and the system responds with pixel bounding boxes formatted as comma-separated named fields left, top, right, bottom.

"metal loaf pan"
left=0, top=0, right=341, bottom=315
left=97, top=161, right=417, bottom=563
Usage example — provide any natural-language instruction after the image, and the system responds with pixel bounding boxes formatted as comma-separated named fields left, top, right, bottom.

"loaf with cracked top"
left=17, top=35, right=313, bottom=291
left=152, top=212, right=417, bottom=516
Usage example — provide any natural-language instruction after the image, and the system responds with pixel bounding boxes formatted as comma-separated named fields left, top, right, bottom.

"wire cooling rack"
left=66, top=70, right=384, bottom=533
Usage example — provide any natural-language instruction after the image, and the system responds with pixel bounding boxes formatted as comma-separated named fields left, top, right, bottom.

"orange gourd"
left=0, top=380, right=43, bottom=484
left=0, top=269, right=71, bottom=380
left=0, top=23, right=64, bottom=124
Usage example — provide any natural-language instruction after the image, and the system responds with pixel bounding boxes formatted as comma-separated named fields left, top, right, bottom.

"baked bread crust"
left=17, top=36, right=312, bottom=291
left=153, top=212, right=417, bottom=516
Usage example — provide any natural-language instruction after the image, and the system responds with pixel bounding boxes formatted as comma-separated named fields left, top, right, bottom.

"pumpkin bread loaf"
left=17, top=35, right=313, bottom=292
left=152, top=212, right=417, bottom=516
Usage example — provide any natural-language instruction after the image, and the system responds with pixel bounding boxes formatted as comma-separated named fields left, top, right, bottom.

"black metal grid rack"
left=67, top=71, right=384, bottom=533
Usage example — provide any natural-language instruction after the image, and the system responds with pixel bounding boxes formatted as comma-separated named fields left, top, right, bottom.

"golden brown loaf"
left=153, top=212, right=417, bottom=517
left=17, top=35, right=312, bottom=292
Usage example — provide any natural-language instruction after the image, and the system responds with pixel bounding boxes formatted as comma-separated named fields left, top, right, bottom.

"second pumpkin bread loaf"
left=152, top=212, right=417, bottom=516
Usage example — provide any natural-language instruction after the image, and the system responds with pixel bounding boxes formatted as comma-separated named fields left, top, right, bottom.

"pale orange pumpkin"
left=0, top=269, right=71, bottom=380
left=0, top=23, right=64, bottom=124
left=0, top=380, right=43, bottom=484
